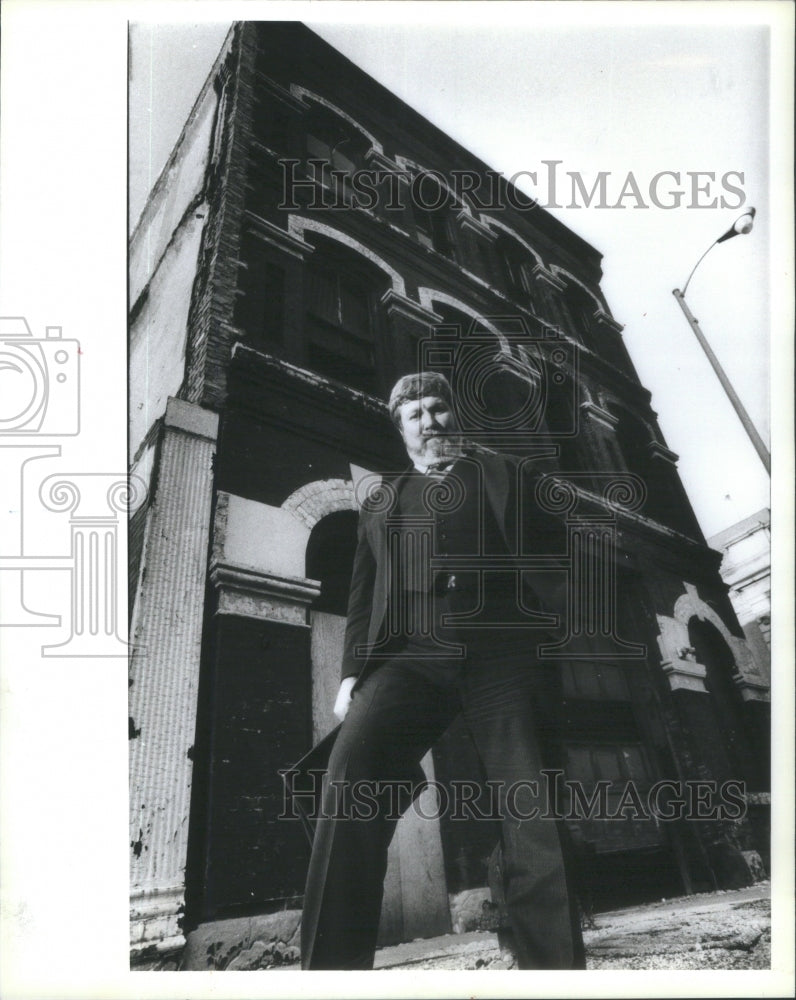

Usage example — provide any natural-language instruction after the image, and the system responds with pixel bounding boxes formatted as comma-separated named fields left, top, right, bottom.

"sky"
left=129, top=10, right=779, bottom=539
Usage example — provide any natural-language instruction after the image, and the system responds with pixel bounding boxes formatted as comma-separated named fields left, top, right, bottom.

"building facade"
left=708, top=510, right=771, bottom=687
left=128, top=22, right=770, bottom=967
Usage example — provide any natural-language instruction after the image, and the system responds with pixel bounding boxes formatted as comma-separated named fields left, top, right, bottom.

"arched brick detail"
left=290, top=85, right=383, bottom=152
left=673, top=583, right=736, bottom=643
left=416, top=289, right=515, bottom=356
left=480, top=215, right=544, bottom=267
left=394, top=155, right=473, bottom=215
left=550, top=265, right=606, bottom=314
left=658, top=582, right=768, bottom=699
left=288, top=217, right=406, bottom=296
left=282, top=478, right=357, bottom=530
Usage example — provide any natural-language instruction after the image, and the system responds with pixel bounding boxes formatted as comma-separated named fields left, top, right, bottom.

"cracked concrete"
left=176, top=882, right=770, bottom=971
left=371, top=883, right=771, bottom=971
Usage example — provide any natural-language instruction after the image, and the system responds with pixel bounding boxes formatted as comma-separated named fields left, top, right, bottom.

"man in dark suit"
left=300, top=372, right=584, bottom=970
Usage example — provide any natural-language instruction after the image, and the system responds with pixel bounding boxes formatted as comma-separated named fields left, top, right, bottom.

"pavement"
left=371, top=882, right=771, bottom=970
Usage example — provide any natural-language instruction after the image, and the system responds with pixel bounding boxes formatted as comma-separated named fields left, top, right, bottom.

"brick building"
left=128, top=22, right=770, bottom=967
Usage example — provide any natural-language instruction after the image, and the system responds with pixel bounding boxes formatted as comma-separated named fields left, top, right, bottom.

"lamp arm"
left=681, top=239, right=718, bottom=298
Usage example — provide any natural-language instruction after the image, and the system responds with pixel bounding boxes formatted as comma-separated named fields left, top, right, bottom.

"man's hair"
left=388, top=372, right=455, bottom=427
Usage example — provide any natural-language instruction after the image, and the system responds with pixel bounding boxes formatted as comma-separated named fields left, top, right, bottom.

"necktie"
left=423, top=459, right=455, bottom=480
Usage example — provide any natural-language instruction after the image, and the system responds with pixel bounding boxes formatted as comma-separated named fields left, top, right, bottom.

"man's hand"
left=333, top=676, right=357, bottom=722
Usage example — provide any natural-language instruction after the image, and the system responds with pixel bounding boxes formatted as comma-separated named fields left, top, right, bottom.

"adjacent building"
left=128, top=22, right=770, bottom=968
left=708, top=510, right=771, bottom=685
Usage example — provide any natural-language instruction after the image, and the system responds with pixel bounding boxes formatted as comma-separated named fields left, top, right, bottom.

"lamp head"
left=717, top=207, right=756, bottom=243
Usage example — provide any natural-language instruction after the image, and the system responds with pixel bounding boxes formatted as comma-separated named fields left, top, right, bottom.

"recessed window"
left=562, top=661, right=631, bottom=701
left=410, top=175, right=457, bottom=258
left=561, top=284, right=599, bottom=351
left=565, top=742, right=652, bottom=785
left=303, top=106, right=368, bottom=204
left=497, top=235, right=537, bottom=307
left=303, top=244, right=389, bottom=395
left=234, top=234, right=285, bottom=347
left=306, top=132, right=357, bottom=195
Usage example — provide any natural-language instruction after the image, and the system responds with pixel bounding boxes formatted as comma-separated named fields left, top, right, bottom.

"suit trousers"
left=300, top=637, right=585, bottom=970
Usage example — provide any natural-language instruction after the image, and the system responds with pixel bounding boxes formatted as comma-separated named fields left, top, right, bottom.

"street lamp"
left=672, top=208, right=770, bottom=475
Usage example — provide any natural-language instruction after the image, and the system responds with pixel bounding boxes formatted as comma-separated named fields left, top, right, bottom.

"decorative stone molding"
left=479, top=216, right=544, bottom=267
left=210, top=490, right=325, bottom=623
left=456, top=209, right=498, bottom=242
left=657, top=582, right=769, bottom=701
left=209, top=485, right=364, bottom=623
left=164, top=394, right=220, bottom=440
left=364, top=147, right=403, bottom=174
left=287, top=216, right=406, bottom=295
left=130, top=886, right=187, bottom=961
left=244, top=211, right=314, bottom=260
left=656, top=614, right=708, bottom=693
left=531, top=263, right=566, bottom=292
left=230, top=343, right=389, bottom=421
left=379, top=289, right=442, bottom=327
left=594, top=310, right=625, bottom=336
left=416, top=288, right=505, bottom=340
left=282, top=478, right=358, bottom=530
left=580, top=400, right=620, bottom=430
left=393, top=154, right=471, bottom=215
left=290, top=85, right=383, bottom=153
left=253, top=71, right=307, bottom=113
left=210, top=559, right=320, bottom=625
left=647, top=441, right=680, bottom=465
left=550, top=265, right=605, bottom=313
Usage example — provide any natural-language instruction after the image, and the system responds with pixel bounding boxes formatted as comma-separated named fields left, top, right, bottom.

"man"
left=300, top=372, right=584, bottom=970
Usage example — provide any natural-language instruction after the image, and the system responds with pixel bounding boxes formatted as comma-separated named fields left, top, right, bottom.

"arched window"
left=557, top=279, right=632, bottom=373
left=303, top=239, right=390, bottom=394
left=408, top=173, right=458, bottom=259
left=688, top=618, right=763, bottom=788
left=495, top=234, right=538, bottom=310
left=426, top=305, right=536, bottom=445
left=304, top=104, right=370, bottom=203
left=542, top=369, right=583, bottom=471
left=613, top=409, right=651, bottom=482
left=234, top=232, right=286, bottom=348
left=560, top=282, right=599, bottom=353
left=612, top=409, right=693, bottom=533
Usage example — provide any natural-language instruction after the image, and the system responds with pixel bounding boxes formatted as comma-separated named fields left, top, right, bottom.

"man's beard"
left=419, top=432, right=463, bottom=462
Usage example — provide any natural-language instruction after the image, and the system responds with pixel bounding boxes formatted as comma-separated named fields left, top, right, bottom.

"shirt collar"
left=413, top=457, right=458, bottom=475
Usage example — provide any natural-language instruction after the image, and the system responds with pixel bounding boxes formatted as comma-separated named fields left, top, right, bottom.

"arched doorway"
left=688, top=617, right=764, bottom=789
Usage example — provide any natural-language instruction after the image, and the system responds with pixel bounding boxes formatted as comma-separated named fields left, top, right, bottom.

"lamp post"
left=672, top=208, right=770, bottom=475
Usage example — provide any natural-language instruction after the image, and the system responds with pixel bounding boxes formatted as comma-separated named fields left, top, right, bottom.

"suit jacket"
left=341, top=450, right=565, bottom=686
left=283, top=452, right=564, bottom=834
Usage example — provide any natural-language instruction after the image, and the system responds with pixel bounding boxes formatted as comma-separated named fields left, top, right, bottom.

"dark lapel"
left=365, top=464, right=413, bottom=551
left=479, top=451, right=512, bottom=545
left=371, top=454, right=513, bottom=543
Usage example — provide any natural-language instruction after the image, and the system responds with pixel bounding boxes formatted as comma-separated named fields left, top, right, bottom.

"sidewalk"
left=372, top=882, right=771, bottom=970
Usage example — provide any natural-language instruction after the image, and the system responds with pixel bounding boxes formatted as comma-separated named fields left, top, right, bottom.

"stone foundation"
left=182, top=910, right=302, bottom=970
